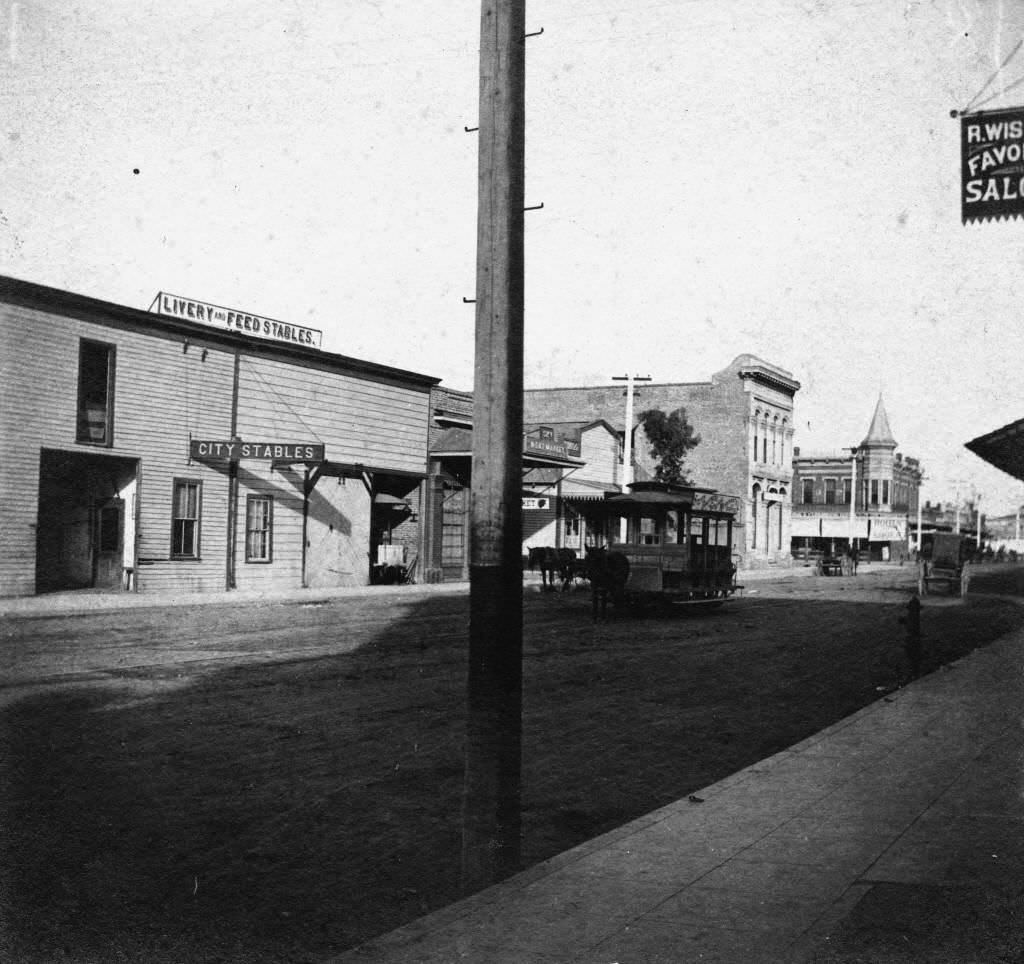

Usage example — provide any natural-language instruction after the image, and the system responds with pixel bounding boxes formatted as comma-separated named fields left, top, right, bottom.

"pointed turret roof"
left=860, top=396, right=897, bottom=448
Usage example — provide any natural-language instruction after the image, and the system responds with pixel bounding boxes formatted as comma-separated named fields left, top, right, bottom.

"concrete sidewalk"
left=333, top=628, right=1024, bottom=964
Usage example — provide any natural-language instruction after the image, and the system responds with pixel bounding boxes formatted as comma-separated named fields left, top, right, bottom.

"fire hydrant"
left=902, top=595, right=923, bottom=677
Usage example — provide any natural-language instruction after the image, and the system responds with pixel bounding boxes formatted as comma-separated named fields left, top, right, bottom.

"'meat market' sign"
left=961, top=107, right=1024, bottom=223
left=191, top=440, right=325, bottom=463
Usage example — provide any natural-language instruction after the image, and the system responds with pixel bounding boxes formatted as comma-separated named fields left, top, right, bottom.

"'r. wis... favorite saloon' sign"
left=961, top=106, right=1024, bottom=223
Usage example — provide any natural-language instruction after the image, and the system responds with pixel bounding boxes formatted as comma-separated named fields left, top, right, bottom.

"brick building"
left=790, top=397, right=924, bottom=561
left=523, top=355, right=801, bottom=569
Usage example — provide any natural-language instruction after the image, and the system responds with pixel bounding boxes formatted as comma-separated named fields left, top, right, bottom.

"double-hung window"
left=76, top=339, right=115, bottom=444
left=171, top=479, right=201, bottom=558
left=245, top=495, right=273, bottom=563
left=802, top=478, right=814, bottom=504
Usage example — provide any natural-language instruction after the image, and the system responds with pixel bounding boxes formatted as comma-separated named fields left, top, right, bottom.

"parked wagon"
left=577, top=482, right=740, bottom=611
left=918, top=532, right=971, bottom=597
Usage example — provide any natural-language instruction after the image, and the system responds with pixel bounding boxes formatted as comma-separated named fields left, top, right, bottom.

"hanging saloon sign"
left=961, top=107, right=1024, bottom=223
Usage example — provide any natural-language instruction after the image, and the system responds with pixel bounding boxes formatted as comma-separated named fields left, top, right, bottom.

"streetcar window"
left=665, top=510, right=680, bottom=544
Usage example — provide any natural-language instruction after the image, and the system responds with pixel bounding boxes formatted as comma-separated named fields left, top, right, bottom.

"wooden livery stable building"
left=0, top=277, right=438, bottom=598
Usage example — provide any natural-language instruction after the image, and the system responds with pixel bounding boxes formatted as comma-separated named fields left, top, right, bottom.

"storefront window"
left=76, top=339, right=115, bottom=445
left=246, top=495, right=273, bottom=562
left=639, top=516, right=659, bottom=546
left=171, top=479, right=201, bottom=558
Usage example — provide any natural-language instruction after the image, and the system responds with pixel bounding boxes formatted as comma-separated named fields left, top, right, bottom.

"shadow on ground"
left=2, top=576, right=1023, bottom=963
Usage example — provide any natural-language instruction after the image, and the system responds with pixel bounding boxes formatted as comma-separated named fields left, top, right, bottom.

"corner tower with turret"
left=791, top=396, right=923, bottom=561
left=857, top=396, right=898, bottom=510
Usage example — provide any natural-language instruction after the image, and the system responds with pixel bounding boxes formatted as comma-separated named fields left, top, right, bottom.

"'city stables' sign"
left=191, top=440, right=325, bottom=462
left=961, top=107, right=1024, bottom=223
left=153, top=293, right=324, bottom=349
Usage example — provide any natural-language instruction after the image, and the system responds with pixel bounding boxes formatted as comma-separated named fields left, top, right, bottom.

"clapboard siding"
left=103, top=318, right=235, bottom=594
left=579, top=425, right=621, bottom=487
left=236, top=356, right=429, bottom=473
left=305, top=476, right=373, bottom=588
left=1, top=303, right=237, bottom=595
left=0, top=283, right=435, bottom=597
left=232, top=466, right=305, bottom=592
left=522, top=508, right=558, bottom=551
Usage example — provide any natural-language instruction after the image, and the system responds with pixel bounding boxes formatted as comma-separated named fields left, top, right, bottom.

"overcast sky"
left=4, top=0, right=1024, bottom=513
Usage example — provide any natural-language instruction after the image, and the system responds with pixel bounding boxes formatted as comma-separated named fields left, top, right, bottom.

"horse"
left=584, top=546, right=631, bottom=618
left=527, top=546, right=577, bottom=591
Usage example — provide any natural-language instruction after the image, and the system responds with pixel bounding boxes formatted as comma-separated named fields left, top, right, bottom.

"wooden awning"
left=966, top=418, right=1024, bottom=482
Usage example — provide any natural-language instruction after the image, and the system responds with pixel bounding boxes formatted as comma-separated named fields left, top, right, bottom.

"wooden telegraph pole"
left=462, top=0, right=526, bottom=891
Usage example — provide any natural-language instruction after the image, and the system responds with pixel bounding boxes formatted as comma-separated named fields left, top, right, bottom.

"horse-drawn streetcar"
left=576, top=482, right=741, bottom=613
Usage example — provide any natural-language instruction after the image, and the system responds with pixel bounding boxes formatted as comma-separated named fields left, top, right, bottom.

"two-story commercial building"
left=0, top=277, right=437, bottom=597
left=790, top=397, right=924, bottom=561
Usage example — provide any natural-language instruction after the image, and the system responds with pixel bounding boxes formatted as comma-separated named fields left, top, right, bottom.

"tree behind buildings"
left=637, top=408, right=701, bottom=486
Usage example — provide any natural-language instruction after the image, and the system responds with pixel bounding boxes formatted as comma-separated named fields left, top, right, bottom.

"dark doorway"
left=93, top=498, right=125, bottom=589
left=36, top=449, right=138, bottom=594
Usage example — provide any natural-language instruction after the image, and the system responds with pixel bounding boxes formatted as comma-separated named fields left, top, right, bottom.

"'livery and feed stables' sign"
left=153, top=293, right=324, bottom=349
left=191, top=440, right=325, bottom=463
left=961, top=107, right=1024, bottom=224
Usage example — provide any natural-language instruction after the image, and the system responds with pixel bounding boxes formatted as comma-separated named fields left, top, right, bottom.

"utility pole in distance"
left=612, top=374, right=651, bottom=539
left=463, top=0, right=526, bottom=893
left=612, top=374, right=652, bottom=491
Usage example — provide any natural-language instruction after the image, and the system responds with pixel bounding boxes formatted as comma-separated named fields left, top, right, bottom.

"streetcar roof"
left=608, top=481, right=714, bottom=502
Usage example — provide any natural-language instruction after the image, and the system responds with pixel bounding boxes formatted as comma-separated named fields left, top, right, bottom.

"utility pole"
left=976, top=493, right=983, bottom=548
left=916, top=476, right=924, bottom=554
left=848, top=447, right=858, bottom=553
left=463, top=0, right=526, bottom=894
left=612, top=374, right=651, bottom=541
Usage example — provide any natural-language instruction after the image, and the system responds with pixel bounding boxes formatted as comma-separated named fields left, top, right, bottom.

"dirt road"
left=2, top=565, right=1021, bottom=963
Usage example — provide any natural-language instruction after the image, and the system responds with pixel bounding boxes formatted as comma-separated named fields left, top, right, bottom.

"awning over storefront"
left=966, top=417, right=1024, bottom=482
left=822, top=517, right=868, bottom=538
left=295, top=460, right=425, bottom=498
left=558, top=478, right=619, bottom=502
left=791, top=514, right=868, bottom=539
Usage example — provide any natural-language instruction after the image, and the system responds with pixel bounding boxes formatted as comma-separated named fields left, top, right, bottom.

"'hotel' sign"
left=153, top=292, right=324, bottom=349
